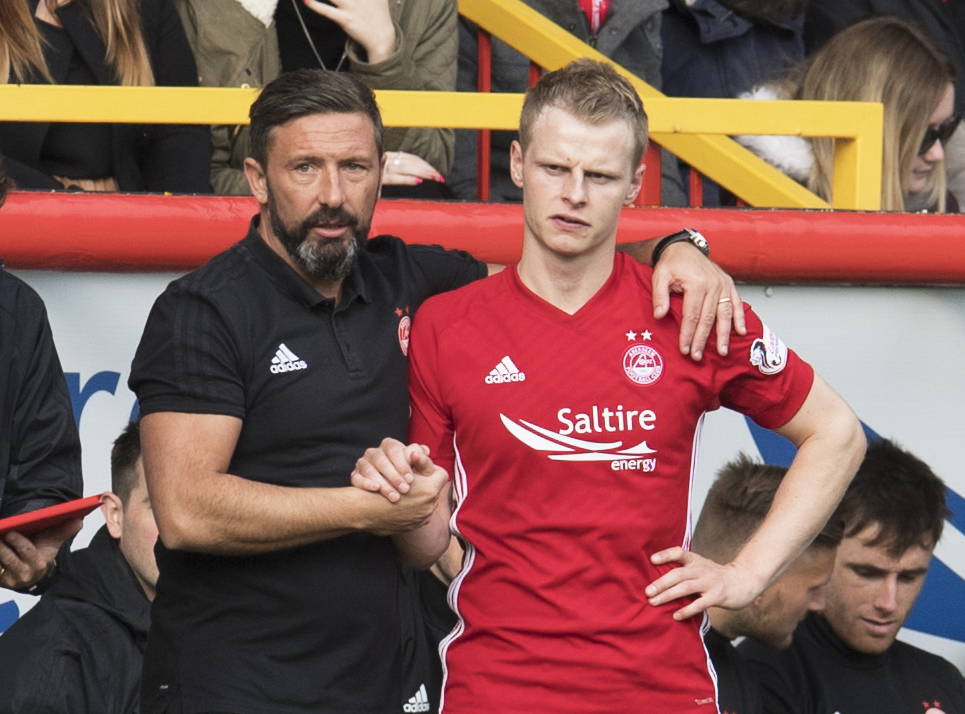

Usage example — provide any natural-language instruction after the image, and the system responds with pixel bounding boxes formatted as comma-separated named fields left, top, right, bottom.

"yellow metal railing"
left=457, top=0, right=882, bottom=210
left=0, top=0, right=883, bottom=210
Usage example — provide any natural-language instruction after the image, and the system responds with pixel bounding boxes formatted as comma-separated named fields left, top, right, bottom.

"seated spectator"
left=740, top=438, right=965, bottom=714
left=175, top=0, right=281, bottom=195
left=737, top=16, right=958, bottom=212
left=661, top=0, right=807, bottom=205
left=0, top=0, right=212, bottom=193
left=801, top=0, right=965, bottom=211
left=0, top=421, right=157, bottom=714
left=275, top=0, right=455, bottom=198
left=448, top=0, right=687, bottom=206
left=692, top=453, right=844, bottom=714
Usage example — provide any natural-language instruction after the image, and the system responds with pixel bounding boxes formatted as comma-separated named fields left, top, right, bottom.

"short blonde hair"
left=798, top=16, right=955, bottom=211
left=518, top=58, right=648, bottom=168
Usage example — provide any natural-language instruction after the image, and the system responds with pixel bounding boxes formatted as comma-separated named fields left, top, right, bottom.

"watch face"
left=686, top=229, right=709, bottom=254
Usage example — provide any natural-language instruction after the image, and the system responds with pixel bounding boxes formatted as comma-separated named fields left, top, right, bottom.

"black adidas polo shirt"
left=130, top=218, right=485, bottom=713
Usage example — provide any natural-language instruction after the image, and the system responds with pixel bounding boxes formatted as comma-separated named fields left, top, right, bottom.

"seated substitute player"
left=353, top=58, right=866, bottom=714
left=692, top=454, right=845, bottom=714
left=739, top=438, right=965, bottom=714
left=0, top=421, right=156, bottom=714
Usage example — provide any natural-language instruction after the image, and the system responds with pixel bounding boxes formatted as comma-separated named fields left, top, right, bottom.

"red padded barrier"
left=1, top=192, right=963, bottom=284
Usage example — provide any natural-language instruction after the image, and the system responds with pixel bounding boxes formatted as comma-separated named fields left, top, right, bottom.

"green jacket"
left=176, top=0, right=281, bottom=195
left=176, top=0, right=456, bottom=195
left=347, top=0, right=457, bottom=176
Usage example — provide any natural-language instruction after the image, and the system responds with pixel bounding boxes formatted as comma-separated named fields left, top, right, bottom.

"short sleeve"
left=715, top=305, right=815, bottom=430
left=129, top=284, right=246, bottom=419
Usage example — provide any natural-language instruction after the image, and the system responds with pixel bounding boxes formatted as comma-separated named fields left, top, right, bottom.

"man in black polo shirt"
left=129, top=68, right=742, bottom=713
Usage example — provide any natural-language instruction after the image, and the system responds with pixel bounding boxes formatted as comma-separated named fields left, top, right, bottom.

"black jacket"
left=0, top=526, right=151, bottom=714
left=739, top=611, right=965, bottom=714
left=0, top=266, right=82, bottom=520
left=0, top=0, right=212, bottom=193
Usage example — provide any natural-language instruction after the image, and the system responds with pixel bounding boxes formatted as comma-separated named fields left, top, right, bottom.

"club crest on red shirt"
left=623, top=344, right=663, bottom=385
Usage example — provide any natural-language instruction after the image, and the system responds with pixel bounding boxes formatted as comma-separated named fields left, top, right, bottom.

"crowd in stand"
left=0, top=0, right=963, bottom=211
left=0, top=3, right=963, bottom=714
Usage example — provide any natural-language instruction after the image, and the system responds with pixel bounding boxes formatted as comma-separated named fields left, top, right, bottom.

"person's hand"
left=53, top=175, right=119, bottom=192
left=0, top=518, right=82, bottom=591
left=354, top=441, right=449, bottom=535
left=301, top=0, right=397, bottom=63
left=352, top=438, right=446, bottom=503
left=352, top=437, right=417, bottom=502
left=382, top=151, right=445, bottom=186
left=651, top=242, right=745, bottom=361
left=644, top=547, right=766, bottom=621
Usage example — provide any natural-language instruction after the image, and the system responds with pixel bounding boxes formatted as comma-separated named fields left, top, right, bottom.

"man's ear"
left=624, top=158, right=645, bottom=206
left=101, top=492, right=124, bottom=540
left=245, top=157, right=268, bottom=204
left=510, top=140, right=524, bottom=189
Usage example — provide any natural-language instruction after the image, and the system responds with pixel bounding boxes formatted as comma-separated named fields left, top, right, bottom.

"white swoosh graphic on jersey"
left=514, top=416, right=622, bottom=451
left=500, top=414, right=656, bottom=461
left=499, top=414, right=576, bottom=452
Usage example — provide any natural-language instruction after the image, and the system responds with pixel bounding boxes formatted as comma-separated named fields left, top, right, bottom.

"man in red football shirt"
left=355, top=58, right=866, bottom=713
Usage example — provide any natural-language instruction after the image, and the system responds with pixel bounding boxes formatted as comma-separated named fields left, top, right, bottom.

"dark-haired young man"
left=740, top=438, right=965, bottom=714
left=0, top=421, right=156, bottom=714
left=356, top=59, right=864, bottom=713
left=692, top=454, right=844, bottom=714
left=129, top=67, right=743, bottom=713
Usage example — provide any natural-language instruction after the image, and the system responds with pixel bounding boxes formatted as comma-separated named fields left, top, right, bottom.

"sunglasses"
left=919, top=114, right=962, bottom=156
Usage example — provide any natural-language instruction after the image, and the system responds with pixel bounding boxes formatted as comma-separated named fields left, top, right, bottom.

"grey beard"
left=290, top=229, right=360, bottom=282
left=267, top=187, right=368, bottom=282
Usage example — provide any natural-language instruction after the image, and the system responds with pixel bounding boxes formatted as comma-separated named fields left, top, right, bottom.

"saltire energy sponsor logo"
left=500, top=412, right=657, bottom=472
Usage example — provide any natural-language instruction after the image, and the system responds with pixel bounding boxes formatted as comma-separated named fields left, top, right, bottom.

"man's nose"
left=873, top=576, right=899, bottom=614
left=562, top=171, right=587, bottom=205
left=317, top=167, right=345, bottom=207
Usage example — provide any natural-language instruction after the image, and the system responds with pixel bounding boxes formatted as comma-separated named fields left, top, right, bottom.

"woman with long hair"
left=740, top=15, right=958, bottom=212
left=0, top=0, right=211, bottom=193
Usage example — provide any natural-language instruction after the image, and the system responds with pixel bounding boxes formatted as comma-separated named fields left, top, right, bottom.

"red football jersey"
left=408, top=254, right=814, bottom=714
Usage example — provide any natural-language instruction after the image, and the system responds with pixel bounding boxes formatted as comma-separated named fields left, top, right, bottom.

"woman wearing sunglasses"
left=738, top=15, right=959, bottom=212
